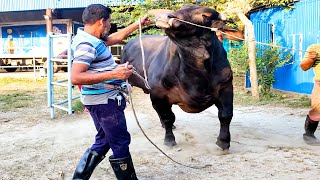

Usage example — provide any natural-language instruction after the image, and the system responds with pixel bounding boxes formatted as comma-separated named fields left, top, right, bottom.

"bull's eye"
left=202, top=14, right=211, bottom=25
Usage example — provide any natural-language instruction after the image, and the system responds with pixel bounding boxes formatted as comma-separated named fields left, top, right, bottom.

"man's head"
left=82, top=4, right=112, bottom=41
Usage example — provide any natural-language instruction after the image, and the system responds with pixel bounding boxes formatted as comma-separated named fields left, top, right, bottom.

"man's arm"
left=71, top=63, right=133, bottom=85
left=300, top=51, right=318, bottom=71
left=70, top=43, right=133, bottom=85
left=106, top=15, right=150, bottom=46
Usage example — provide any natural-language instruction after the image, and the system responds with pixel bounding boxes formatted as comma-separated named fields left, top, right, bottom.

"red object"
left=78, top=85, right=82, bottom=90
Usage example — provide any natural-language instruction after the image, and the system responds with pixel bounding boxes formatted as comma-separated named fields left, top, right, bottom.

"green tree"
left=256, top=46, right=292, bottom=95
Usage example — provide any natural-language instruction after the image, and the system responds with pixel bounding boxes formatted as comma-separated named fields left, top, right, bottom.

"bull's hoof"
left=164, top=140, right=177, bottom=147
left=216, top=139, right=230, bottom=150
left=303, top=134, right=320, bottom=146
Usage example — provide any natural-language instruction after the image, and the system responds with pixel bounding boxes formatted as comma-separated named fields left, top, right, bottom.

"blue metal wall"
left=250, top=0, right=320, bottom=94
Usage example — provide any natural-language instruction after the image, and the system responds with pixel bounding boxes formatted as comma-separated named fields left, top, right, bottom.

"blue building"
left=250, top=0, right=320, bottom=94
left=0, top=0, right=140, bottom=69
left=0, top=0, right=141, bottom=23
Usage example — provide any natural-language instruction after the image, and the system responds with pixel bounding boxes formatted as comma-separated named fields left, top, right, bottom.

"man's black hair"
left=82, top=4, right=112, bottom=24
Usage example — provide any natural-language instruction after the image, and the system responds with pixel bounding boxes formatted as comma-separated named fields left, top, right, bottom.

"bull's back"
left=121, top=35, right=173, bottom=91
left=121, top=35, right=169, bottom=64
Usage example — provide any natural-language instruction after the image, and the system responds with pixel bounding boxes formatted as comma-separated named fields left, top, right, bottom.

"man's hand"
left=112, top=62, right=133, bottom=80
left=306, top=51, right=318, bottom=60
left=138, top=15, right=151, bottom=27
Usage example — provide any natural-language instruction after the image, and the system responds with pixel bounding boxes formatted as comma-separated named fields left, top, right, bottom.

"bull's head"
left=149, top=4, right=243, bottom=41
left=150, top=5, right=225, bottom=37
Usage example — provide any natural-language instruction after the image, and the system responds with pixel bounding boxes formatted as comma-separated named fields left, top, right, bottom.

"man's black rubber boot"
left=303, top=115, right=320, bottom=146
left=72, top=148, right=105, bottom=180
left=109, top=154, right=138, bottom=180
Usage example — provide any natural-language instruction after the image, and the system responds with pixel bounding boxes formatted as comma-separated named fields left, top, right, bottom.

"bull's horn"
left=219, top=14, right=227, bottom=21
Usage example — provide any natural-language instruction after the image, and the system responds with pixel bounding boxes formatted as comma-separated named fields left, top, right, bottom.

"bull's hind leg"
left=150, top=94, right=177, bottom=146
left=216, top=85, right=233, bottom=150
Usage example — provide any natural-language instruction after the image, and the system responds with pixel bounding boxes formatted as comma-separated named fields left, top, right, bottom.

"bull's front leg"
left=215, top=84, right=233, bottom=150
left=150, top=94, right=177, bottom=146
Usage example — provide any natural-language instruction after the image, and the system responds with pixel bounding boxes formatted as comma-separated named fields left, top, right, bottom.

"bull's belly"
left=176, top=101, right=214, bottom=113
left=166, top=87, right=215, bottom=113
left=168, top=95, right=214, bottom=113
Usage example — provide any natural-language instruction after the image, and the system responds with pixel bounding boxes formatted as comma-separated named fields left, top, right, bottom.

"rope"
left=132, top=68, right=151, bottom=90
left=218, top=31, right=311, bottom=53
left=172, top=18, right=311, bottom=53
left=172, top=18, right=218, bottom=32
left=138, top=18, right=151, bottom=90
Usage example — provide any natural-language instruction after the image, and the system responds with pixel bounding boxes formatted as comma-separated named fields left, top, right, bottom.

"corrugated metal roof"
left=0, top=0, right=54, bottom=12
left=55, top=0, right=142, bottom=9
left=0, top=0, right=142, bottom=12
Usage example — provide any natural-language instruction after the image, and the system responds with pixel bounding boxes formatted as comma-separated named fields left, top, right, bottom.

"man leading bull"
left=70, top=4, right=150, bottom=179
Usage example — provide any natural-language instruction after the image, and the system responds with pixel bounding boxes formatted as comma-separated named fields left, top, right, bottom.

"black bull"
left=121, top=5, right=242, bottom=150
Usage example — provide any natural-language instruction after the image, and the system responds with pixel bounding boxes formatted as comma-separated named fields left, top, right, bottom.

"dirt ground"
left=1, top=71, right=320, bottom=180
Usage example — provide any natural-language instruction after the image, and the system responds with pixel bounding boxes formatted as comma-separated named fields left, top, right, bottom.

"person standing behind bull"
left=70, top=4, right=150, bottom=179
left=300, top=44, right=320, bottom=145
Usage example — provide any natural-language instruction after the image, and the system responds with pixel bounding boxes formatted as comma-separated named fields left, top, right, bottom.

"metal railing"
left=47, top=33, right=79, bottom=119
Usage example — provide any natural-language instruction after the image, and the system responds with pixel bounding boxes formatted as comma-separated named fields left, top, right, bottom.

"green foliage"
left=72, top=99, right=85, bottom=113
left=252, top=0, right=295, bottom=8
left=256, top=45, right=292, bottom=95
left=228, top=42, right=292, bottom=96
left=228, top=41, right=249, bottom=76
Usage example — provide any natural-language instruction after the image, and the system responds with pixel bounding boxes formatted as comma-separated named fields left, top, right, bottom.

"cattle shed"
left=249, top=0, right=320, bottom=95
left=0, top=0, right=141, bottom=71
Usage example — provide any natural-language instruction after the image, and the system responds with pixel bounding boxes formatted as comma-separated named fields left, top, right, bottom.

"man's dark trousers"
left=85, top=96, right=130, bottom=158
